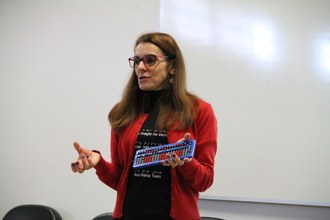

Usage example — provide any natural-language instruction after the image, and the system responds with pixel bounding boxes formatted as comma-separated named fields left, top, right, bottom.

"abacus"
left=133, top=140, right=196, bottom=169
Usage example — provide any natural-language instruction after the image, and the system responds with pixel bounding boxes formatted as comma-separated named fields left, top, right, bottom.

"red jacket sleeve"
left=94, top=128, right=123, bottom=190
left=175, top=100, right=218, bottom=192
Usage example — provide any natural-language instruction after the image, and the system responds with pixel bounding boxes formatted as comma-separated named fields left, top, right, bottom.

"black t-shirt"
left=120, top=91, right=172, bottom=220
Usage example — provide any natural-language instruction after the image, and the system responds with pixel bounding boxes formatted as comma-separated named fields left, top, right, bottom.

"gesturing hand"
left=70, top=142, right=101, bottom=174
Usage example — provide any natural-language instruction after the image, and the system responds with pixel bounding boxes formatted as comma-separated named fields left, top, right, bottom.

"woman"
left=71, top=32, right=217, bottom=220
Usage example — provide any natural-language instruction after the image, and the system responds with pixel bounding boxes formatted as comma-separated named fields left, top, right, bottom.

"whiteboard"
left=160, top=0, right=330, bottom=206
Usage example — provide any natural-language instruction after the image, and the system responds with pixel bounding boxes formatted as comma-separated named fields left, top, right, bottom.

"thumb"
left=73, top=141, right=93, bottom=156
left=176, top=133, right=191, bottom=143
left=183, top=133, right=190, bottom=141
left=73, top=142, right=82, bottom=154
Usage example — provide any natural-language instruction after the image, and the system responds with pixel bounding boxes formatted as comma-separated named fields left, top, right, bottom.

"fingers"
left=71, top=162, right=78, bottom=172
left=161, top=153, right=191, bottom=168
left=71, top=161, right=82, bottom=173
left=71, top=156, right=89, bottom=174
left=183, top=157, right=192, bottom=163
left=80, top=154, right=91, bottom=170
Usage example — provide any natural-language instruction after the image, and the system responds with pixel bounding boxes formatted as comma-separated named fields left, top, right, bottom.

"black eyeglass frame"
left=128, top=54, right=174, bottom=68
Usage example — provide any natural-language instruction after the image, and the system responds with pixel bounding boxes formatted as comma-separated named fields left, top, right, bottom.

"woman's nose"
left=137, top=59, right=147, bottom=70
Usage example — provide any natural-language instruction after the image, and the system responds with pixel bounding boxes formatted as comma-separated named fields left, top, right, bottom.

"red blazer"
left=94, top=99, right=218, bottom=220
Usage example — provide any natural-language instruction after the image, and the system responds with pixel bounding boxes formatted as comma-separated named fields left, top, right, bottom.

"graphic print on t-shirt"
left=133, top=128, right=168, bottom=180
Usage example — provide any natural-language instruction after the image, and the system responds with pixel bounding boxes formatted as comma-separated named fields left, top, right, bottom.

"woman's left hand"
left=161, top=133, right=192, bottom=168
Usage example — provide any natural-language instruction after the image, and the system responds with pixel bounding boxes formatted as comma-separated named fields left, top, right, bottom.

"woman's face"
left=134, top=42, right=172, bottom=91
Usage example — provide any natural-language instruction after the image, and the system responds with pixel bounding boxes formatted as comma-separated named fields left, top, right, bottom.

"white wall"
left=0, top=1, right=158, bottom=219
left=1, top=1, right=330, bottom=220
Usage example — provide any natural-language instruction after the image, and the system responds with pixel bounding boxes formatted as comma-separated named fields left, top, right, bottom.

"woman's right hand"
left=70, top=142, right=101, bottom=174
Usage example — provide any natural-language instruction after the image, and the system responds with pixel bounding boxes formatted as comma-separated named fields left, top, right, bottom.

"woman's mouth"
left=139, top=75, right=149, bottom=81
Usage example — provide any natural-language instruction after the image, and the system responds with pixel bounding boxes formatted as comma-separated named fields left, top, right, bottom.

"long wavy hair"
left=108, top=32, right=199, bottom=133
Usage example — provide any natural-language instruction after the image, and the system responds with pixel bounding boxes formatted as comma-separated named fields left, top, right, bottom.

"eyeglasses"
left=128, top=54, right=171, bottom=68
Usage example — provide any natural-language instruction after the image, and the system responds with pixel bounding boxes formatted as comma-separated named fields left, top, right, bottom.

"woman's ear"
left=167, top=60, right=175, bottom=73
